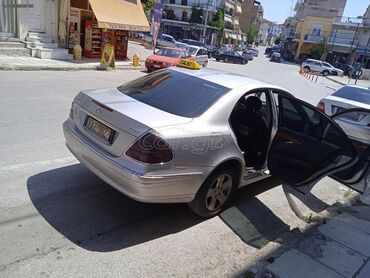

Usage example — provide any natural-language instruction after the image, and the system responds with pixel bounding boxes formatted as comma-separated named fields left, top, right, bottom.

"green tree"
left=207, top=8, right=225, bottom=44
left=190, top=7, right=204, bottom=24
left=164, top=9, right=176, bottom=20
left=310, top=41, right=327, bottom=60
left=274, top=35, right=283, bottom=45
left=141, top=0, right=154, bottom=20
left=246, top=27, right=258, bottom=44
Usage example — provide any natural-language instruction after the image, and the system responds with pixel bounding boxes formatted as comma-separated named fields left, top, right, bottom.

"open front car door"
left=268, top=94, right=369, bottom=194
left=330, top=108, right=370, bottom=193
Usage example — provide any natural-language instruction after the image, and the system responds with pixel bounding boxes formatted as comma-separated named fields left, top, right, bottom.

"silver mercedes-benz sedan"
left=63, top=67, right=370, bottom=217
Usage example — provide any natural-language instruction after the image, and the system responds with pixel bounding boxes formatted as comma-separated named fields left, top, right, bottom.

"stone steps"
left=25, top=32, right=69, bottom=60
left=0, top=48, right=31, bottom=56
left=26, top=41, right=58, bottom=49
left=35, top=48, right=69, bottom=60
left=0, top=42, right=26, bottom=48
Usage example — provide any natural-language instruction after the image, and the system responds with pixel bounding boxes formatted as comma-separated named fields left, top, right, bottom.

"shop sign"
left=100, top=44, right=115, bottom=70
left=153, top=3, right=163, bottom=47
left=98, top=22, right=149, bottom=32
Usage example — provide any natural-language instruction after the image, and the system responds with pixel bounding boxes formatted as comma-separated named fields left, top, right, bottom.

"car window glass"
left=118, top=70, right=230, bottom=118
left=278, top=96, right=351, bottom=148
left=155, top=48, right=180, bottom=58
left=333, top=86, right=370, bottom=104
left=322, top=63, right=332, bottom=68
left=181, top=51, right=191, bottom=58
left=314, top=61, right=321, bottom=66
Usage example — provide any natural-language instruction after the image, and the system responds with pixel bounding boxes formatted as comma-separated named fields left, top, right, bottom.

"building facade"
left=286, top=0, right=347, bottom=60
left=161, top=0, right=245, bottom=44
left=0, top=0, right=149, bottom=59
left=239, top=0, right=262, bottom=34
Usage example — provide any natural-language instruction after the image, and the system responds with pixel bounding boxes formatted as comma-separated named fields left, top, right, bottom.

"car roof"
left=161, top=47, right=184, bottom=51
left=169, top=67, right=273, bottom=89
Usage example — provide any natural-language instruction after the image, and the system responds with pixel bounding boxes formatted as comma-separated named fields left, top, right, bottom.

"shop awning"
left=88, top=0, right=150, bottom=31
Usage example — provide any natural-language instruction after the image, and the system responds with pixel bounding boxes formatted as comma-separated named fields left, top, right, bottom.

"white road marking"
left=0, top=157, right=77, bottom=173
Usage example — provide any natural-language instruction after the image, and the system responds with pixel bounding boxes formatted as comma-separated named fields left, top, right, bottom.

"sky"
left=259, top=0, right=370, bottom=24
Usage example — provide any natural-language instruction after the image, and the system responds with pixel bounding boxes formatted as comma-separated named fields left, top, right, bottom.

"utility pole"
left=202, top=0, right=211, bottom=43
left=345, top=22, right=360, bottom=67
left=330, top=30, right=337, bottom=52
left=360, top=33, right=370, bottom=67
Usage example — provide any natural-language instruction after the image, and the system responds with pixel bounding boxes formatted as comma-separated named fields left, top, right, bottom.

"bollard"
left=133, top=53, right=140, bottom=67
left=73, top=44, right=82, bottom=61
left=315, top=74, right=319, bottom=83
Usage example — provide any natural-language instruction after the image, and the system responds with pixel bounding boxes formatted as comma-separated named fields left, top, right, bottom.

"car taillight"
left=125, top=132, right=173, bottom=164
left=317, top=101, right=325, bottom=113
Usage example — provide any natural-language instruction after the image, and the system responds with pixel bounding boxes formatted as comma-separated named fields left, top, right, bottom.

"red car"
left=145, top=47, right=193, bottom=72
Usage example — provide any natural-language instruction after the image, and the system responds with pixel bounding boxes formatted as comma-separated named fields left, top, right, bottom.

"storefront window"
left=0, top=0, right=16, bottom=34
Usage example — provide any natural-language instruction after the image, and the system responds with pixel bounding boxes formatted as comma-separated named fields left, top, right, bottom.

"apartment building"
left=259, top=19, right=283, bottom=45
left=294, top=0, right=346, bottom=20
left=288, top=0, right=347, bottom=59
left=161, top=0, right=245, bottom=45
left=239, top=0, right=263, bottom=33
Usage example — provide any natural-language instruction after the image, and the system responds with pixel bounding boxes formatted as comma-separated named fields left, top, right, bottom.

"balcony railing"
left=328, top=37, right=358, bottom=47
left=303, top=34, right=324, bottom=43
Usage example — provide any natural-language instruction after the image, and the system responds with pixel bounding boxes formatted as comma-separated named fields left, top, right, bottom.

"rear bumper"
left=145, top=62, right=169, bottom=71
left=63, top=120, right=203, bottom=203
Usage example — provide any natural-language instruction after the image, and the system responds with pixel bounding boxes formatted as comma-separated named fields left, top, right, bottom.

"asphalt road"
left=0, top=50, right=352, bottom=277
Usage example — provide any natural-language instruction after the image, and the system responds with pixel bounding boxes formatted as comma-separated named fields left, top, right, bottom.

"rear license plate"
left=84, top=116, right=114, bottom=143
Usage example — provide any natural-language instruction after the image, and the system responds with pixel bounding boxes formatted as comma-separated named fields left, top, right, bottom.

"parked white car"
left=302, top=59, right=344, bottom=76
left=144, top=34, right=177, bottom=48
left=186, top=45, right=209, bottom=67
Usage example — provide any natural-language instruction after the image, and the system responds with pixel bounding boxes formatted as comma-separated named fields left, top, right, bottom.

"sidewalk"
left=0, top=41, right=150, bottom=71
left=327, top=75, right=370, bottom=87
left=257, top=191, right=370, bottom=278
left=0, top=56, right=145, bottom=71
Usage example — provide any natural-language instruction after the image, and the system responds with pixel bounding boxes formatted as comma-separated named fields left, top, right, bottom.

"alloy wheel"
left=205, top=174, right=233, bottom=211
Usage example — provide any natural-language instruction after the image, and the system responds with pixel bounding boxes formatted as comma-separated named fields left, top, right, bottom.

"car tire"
left=303, top=66, right=310, bottom=72
left=188, top=166, right=237, bottom=217
left=332, top=71, right=338, bottom=76
left=322, top=70, right=330, bottom=76
left=216, top=58, right=220, bottom=62
left=241, top=59, right=246, bottom=65
left=224, top=57, right=229, bottom=63
left=203, top=60, right=208, bottom=67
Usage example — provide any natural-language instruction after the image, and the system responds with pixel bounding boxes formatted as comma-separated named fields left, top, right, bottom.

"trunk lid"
left=73, top=88, right=192, bottom=157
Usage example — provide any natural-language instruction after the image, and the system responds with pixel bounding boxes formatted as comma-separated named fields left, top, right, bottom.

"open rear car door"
left=267, top=94, right=370, bottom=194
left=329, top=108, right=370, bottom=193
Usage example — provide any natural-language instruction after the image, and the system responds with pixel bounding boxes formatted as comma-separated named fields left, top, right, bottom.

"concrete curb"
left=326, top=76, right=347, bottom=86
left=0, top=65, right=146, bottom=71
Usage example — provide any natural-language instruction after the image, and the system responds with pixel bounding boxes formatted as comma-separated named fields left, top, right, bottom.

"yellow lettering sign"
left=178, top=59, right=201, bottom=70
left=100, top=44, right=115, bottom=70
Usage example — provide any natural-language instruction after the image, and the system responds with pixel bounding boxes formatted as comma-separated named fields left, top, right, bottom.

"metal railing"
left=328, top=36, right=358, bottom=46
left=303, top=34, right=324, bottom=43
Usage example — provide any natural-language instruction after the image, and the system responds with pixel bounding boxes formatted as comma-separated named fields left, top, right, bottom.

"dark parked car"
left=270, top=52, right=283, bottom=63
left=242, top=50, right=254, bottom=61
left=265, top=47, right=272, bottom=55
left=333, top=62, right=363, bottom=78
left=214, top=51, right=248, bottom=64
left=248, top=48, right=259, bottom=57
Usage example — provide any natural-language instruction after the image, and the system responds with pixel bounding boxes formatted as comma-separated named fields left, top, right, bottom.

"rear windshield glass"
left=333, top=86, right=370, bottom=104
left=186, top=46, right=197, bottom=54
left=155, top=48, right=180, bottom=58
left=118, top=70, right=230, bottom=118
